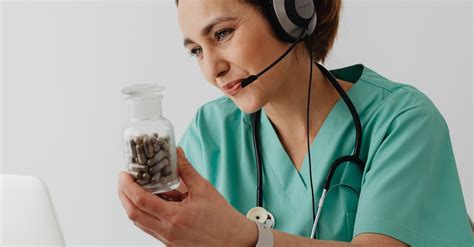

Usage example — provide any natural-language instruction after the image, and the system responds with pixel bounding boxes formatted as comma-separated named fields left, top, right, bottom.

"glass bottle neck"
left=126, top=95, right=163, bottom=122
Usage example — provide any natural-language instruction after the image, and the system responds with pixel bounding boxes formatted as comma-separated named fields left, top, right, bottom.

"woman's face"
left=177, top=0, right=300, bottom=113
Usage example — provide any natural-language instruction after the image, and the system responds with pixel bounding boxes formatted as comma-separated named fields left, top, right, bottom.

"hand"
left=117, top=147, right=257, bottom=247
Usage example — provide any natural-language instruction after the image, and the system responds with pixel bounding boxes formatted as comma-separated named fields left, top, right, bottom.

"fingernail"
left=177, top=147, right=184, bottom=157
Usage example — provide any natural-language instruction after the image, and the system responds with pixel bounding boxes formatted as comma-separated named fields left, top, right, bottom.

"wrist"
left=239, top=216, right=259, bottom=246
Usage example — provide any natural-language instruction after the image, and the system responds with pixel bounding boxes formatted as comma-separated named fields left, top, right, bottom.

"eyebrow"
left=183, top=16, right=237, bottom=47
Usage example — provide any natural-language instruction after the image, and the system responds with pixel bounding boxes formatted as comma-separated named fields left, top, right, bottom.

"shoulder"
left=364, top=66, right=434, bottom=107
left=357, top=65, right=445, bottom=126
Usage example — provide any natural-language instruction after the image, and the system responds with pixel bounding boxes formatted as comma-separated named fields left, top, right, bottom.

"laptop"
left=0, top=174, right=65, bottom=246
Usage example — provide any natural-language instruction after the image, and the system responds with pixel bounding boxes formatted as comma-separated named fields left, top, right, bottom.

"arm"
left=239, top=218, right=407, bottom=246
left=271, top=230, right=407, bottom=246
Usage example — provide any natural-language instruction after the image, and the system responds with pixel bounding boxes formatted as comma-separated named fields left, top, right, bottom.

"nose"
left=200, top=47, right=229, bottom=84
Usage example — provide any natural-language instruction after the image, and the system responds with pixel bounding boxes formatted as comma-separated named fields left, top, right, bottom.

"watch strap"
left=255, top=222, right=274, bottom=247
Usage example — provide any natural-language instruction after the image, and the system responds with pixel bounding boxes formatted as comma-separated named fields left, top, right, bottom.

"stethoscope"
left=246, top=63, right=366, bottom=239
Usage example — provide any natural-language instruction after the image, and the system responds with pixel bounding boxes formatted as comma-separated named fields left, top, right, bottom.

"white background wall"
left=1, top=0, right=472, bottom=245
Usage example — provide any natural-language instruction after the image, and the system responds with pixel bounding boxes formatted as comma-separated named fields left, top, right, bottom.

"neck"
left=263, top=59, right=343, bottom=144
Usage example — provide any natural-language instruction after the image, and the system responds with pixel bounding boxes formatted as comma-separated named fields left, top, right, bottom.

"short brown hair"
left=176, top=0, right=342, bottom=63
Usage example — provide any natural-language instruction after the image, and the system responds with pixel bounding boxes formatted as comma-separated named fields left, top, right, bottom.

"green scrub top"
left=178, top=64, right=473, bottom=246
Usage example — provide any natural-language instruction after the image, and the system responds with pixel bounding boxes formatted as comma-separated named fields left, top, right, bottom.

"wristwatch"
left=254, top=222, right=274, bottom=247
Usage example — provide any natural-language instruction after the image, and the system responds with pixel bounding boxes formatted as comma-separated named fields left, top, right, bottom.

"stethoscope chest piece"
left=246, top=207, right=275, bottom=229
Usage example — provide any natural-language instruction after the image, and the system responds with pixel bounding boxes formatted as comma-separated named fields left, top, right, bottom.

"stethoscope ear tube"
left=316, top=63, right=363, bottom=158
left=252, top=110, right=263, bottom=207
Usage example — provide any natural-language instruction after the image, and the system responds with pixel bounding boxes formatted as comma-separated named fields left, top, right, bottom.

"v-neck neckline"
left=257, top=64, right=367, bottom=197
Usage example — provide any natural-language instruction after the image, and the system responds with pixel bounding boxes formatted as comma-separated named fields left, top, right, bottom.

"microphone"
left=241, top=29, right=306, bottom=88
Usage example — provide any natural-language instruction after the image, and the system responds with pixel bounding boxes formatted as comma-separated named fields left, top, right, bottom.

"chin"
left=237, top=105, right=260, bottom=114
left=231, top=95, right=265, bottom=114
left=227, top=82, right=269, bottom=114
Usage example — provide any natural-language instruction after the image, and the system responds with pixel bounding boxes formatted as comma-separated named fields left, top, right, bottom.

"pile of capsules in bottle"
left=126, top=133, right=173, bottom=187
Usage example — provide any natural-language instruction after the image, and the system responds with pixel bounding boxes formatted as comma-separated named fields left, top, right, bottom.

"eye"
left=215, top=28, right=234, bottom=42
left=189, top=46, right=202, bottom=57
left=187, top=28, right=234, bottom=58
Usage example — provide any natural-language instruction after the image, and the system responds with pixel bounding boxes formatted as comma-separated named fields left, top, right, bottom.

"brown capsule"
left=136, top=179, right=149, bottom=186
left=144, top=139, right=154, bottom=159
left=143, top=138, right=152, bottom=158
left=137, top=155, right=147, bottom=166
left=127, top=170, right=139, bottom=179
left=157, top=138, right=167, bottom=146
left=147, top=154, right=159, bottom=167
left=136, top=145, right=147, bottom=165
left=142, top=172, right=151, bottom=182
left=160, top=174, right=173, bottom=184
left=129, top=139, right=137, bottom=158
left=137, top=171, right=146, bottom=180
left=136, top=144, right=144, bottom=155
left=162, top=142, right=170, bottom=152
left=153, top=143, right=160, bottom=152
left=150, top=172, right=161, bottom=184
left=133, top=136, right=143, bottom=145
left=137, top=172, right=151, bottom=186
left=149, top=159, right=169, bottom=174
left=147, top=150, right=166, bottom=167
left=129, top=163, right=149, bottom=172
left=148, top=164, right=159, bottom=174
left=161, top=165, right=172, bottom=176
left=157, top=150, right=167, bottom=161
left=148, top=146, right=155, bottom=158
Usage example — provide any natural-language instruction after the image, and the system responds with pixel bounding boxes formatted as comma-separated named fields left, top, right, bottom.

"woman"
left=118, top=0, right=473, bottom=246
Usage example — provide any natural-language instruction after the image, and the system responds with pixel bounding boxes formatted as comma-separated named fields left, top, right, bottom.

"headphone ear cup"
left=265, top=0, right=297, bottom=43
left=265, top=0, right=317, bottom=43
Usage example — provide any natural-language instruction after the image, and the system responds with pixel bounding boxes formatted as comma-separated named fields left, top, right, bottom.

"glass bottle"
left=121, top=83, right=179, bottom=194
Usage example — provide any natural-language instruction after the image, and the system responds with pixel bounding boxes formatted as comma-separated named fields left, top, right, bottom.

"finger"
left=118, top=187, right=165, bottom=233
left=176, top=147, right=203, bottom=191
left=175, top=177, right=189, bottom=193
left=119, top=184, right=165, bottom=241
left=118, top=188, right=171, bottom=244
left=119, top=171, right=178, bottom=218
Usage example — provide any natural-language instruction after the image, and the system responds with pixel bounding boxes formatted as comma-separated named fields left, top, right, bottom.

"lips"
left=222, top=80, right=242, bottom=96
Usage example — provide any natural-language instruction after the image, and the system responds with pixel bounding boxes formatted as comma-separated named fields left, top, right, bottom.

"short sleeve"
left=353, top=106, right=473, bottom=246
left=177, top=108, right=207, bottom=177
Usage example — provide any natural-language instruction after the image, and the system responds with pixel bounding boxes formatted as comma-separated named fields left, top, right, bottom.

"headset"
left=242, top=0, right=366, bottom=239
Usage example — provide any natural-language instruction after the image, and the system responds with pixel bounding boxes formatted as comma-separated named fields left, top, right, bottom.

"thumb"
left=176, top=147, right=203, bottom=191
